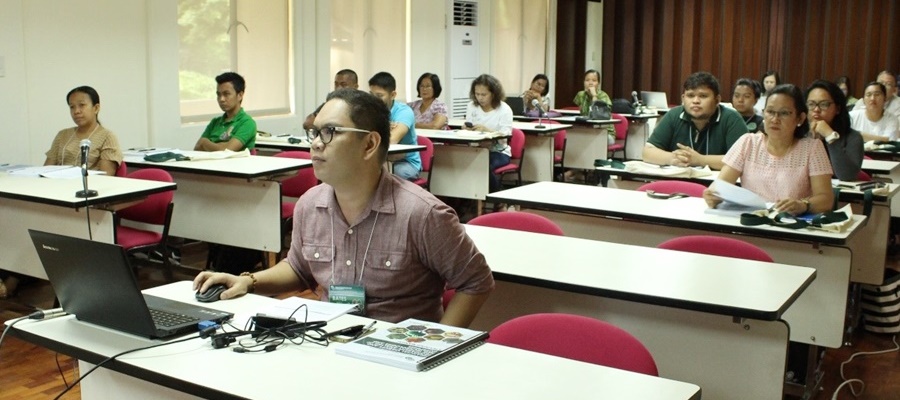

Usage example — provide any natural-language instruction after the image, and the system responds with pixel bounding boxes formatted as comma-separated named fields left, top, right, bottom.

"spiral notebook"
left=335, top=318, right=488, bottom=371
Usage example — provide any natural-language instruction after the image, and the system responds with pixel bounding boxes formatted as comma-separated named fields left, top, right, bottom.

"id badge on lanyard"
left=329, top=284, right=366, bottom=316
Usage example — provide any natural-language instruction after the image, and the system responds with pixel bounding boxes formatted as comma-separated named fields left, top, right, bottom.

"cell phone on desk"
left=464, top=121, right=474, bottom=128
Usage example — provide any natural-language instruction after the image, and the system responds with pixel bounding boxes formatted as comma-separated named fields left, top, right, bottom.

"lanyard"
left=329, top=210, right=380, bottom=286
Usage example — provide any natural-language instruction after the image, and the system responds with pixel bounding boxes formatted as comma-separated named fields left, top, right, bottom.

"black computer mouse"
left=196, top=284, right=228, bottom=303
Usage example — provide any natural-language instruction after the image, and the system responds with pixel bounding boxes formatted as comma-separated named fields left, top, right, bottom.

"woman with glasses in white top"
left=704, top=84, right=834, bottom=215
left=805, top=80, right=864, bottom=181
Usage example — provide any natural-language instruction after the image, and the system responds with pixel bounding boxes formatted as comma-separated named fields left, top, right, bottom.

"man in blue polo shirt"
left=643, top=72, right=748, bottom=170
left=368, top=72, right=421, bottom=180
left=194, top=72, right=257, bottom=152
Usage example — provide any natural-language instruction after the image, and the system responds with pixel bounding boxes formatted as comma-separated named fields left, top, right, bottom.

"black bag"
left=589, top=101, right=612, bottom=120
left=611, top=98, right=635, bottom=114
left=207, top=244, right=263, bottom=275
left=861, top=269, right=900, bottom=334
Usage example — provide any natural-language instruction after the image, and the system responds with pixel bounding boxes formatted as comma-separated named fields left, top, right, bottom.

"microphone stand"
left=75, top=149, right=98, bottom=198
left=534, top=103, right=546, bottom=129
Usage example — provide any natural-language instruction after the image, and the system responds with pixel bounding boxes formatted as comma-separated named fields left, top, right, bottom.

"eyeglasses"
left=806, top=101, right=833, bottom=110
left=306, top=126, right=371, bottom=144
left=763, top=109, right=795, bottom=120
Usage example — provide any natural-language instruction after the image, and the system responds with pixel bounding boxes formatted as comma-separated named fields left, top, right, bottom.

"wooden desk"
left=548, top=115, right=621, bottom=169
left=448, top=119, right=571, bottom=182
left=487, top=182, right=865, bottom=349
left=466, top=225, right=814, bottom=399
left=0, top=174, right=176, bottom=279
left=125, top=155, right=309, bottom=252
left=594, top=166, right=895, bottom=285
left=254, top=135, right=425, bottom=155
left=8, top=281, right=702, bottom=400
left=417, top=129, right=508, bottom=201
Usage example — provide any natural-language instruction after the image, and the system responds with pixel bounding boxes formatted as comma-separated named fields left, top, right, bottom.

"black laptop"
left=505, top=96, right=526, bottom=116
left=29, top=230, right=233, bottom=339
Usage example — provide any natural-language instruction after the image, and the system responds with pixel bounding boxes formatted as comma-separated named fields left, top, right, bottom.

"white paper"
left=40, top=167, right=106, bottom=179
left=712, top=179, right=769, bottom=209
left=253, top=297, right=358, bottom=322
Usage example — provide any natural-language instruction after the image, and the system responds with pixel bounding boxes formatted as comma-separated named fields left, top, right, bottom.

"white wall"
left=0, top=0, right=548, bottom=166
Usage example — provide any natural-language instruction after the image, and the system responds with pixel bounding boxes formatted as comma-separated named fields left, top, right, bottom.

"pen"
left=325, top=324, right=365, bottom=338
left=354, top=321, right=377, bottom=339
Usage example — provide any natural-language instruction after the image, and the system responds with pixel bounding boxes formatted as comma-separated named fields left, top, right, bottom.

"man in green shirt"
left=194, top=72, right=257, bottom=151
left=643, top=72, right=748, bottom=170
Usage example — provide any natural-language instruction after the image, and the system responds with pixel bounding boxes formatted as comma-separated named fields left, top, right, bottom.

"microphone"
left=531, top=99, right=546, bottom=128
left=75, top=138, right=98, bottom=198
left=79, top=139, right=91, bottom=171
left=631, top=91, right=644, bottom=114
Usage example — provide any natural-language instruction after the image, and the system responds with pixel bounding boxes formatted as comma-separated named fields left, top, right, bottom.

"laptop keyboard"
left=149, top=308, right=199, bottom=327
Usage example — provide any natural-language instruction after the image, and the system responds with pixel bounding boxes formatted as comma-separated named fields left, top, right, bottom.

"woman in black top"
left=805, top=80, right=863, bottom=181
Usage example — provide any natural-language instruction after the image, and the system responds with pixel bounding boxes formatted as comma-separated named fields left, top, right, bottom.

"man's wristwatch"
left=825, top=131, right=840, bottom=144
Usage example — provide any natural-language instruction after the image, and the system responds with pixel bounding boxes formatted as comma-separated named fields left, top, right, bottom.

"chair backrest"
left=273, top=151, right=318, bottom=198
left=118, top=168, right=174, bottom=225
left=509, top=128, right=526, bottom=160
left=488, top=313, right=659, bottom=376
left=856, top=169, right=872, bottom=182
left=416, top=135, right=434, bottom=173
left=636, top=180, right=707, bottom=198
left=115, top=160, right=128, bottom=177
left=658, top=235, right=773, bottom=262
left=610, top=113, right=630, bottom=140
left=467, top=211, right=564, bottom=235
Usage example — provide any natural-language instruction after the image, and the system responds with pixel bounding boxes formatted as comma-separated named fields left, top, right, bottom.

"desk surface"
left=447, top=118, right=571, bottom=134
left=466, top=225, right=815, bottom=320
left=861, top=158, right=900, bottom=174
left=0, top=173, right=176, bottom=208
left=126, top=154, right=310, bottom=180
left=417, top=128, right=509, bottom=144
left=488, top=181, right=865, bottom=245
left=9, top=281, right=701, bottom=400
left=255, top=136, right=425, bottom=155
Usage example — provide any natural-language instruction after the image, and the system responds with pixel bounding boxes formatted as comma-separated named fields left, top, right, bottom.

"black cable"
left=53, top=334, right=200, bottom=400
left=55, top=352, right=70, bottom=388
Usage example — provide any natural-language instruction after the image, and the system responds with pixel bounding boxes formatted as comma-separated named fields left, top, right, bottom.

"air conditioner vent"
left=453, top=1, right=477, bottom=26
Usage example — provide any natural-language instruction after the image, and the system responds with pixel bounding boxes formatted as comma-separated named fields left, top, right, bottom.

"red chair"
left=115, top=160, right=128, bottom=177
left=412, top=135, right=435, bottom=191
left=488, top=313, right=659, bottom=376
left=608, top=113, right=630, bottom=160
left=115, top=168, right=176, bottom=281
left=658, top=235, right=773, bottom=262
left=273, top=151, right=318, bottom=252
left=493, top=128, right=526, bottom=188
left=856, top=170, right=872, bottom=182
left=467, top=211, right=565, bottom=236
left=636, top=180, right=707, bottom=198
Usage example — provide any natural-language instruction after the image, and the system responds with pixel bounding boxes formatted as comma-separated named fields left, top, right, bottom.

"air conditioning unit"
left=446, top=0, right=479, bottom=118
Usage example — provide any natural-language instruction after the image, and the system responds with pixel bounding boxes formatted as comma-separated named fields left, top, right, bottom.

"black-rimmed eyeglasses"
left=306, top=126, right=371, bottom=144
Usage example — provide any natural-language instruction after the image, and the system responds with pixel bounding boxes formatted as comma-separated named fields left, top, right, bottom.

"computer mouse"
left=196, top=284, right=228, bottom=303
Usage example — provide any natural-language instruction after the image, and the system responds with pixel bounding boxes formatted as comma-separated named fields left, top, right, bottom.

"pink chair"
left=658, top=235, right=773, bottom=262
left=115, top=168, right=176, bottom=280
left=488, top=313, right=659, bottom=376
left=493, top=128, right=526, bottom=188
left=636, top=180, right=707, bottom=198
left=608, top=113, right=630, bottom=160
left=467, top=211, right=565, bottom=236
left=411, top=136, right=435, bottom=191
left=273, top=151, right=318, bottom=252
left=115, top=160, right=128, bottom=177
left=856, top=170, right=872, bottom=182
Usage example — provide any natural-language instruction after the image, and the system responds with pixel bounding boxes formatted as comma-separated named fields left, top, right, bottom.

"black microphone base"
left=534, top=124, right=546, bottom=129
left=75, top=189, right=98, bottom=198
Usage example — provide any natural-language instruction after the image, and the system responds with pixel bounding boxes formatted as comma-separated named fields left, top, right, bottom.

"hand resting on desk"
left=193, top=271, right=253, bottom=301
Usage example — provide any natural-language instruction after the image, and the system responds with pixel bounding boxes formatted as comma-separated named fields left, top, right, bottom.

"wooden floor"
left=1, top=244, right=899, bottom=399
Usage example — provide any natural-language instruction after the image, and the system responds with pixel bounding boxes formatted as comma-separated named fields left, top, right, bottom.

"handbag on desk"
left=589, top=101, right=612, bottom=120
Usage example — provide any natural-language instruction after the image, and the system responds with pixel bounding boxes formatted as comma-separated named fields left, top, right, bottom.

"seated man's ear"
left=361, top=131, right=381, bottom=161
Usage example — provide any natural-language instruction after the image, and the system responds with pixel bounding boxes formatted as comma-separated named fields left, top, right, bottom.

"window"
left=178, top=0, right=291, bottom=123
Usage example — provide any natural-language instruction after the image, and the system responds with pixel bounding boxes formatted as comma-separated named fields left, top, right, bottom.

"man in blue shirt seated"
left=194, top=72, right=257, bottom=152
left=368, top=72, right=421, bottom=181
left=642, top=71, right=748, bottom=170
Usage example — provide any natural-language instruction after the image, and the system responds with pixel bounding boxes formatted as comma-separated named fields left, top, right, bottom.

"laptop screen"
left=505, top=97, right=526, bottom=116
left=641, top=91, right=670, bottom=110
